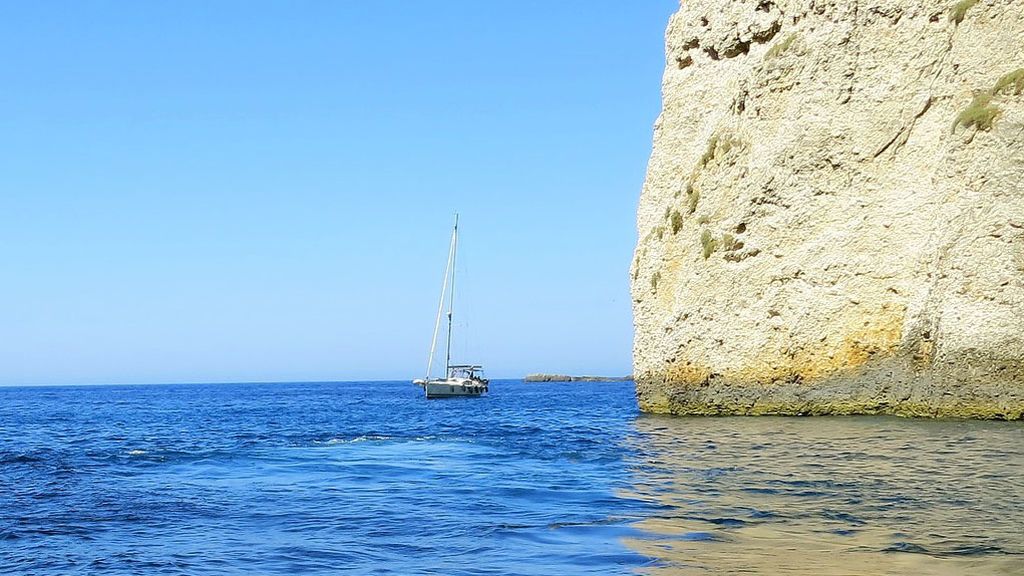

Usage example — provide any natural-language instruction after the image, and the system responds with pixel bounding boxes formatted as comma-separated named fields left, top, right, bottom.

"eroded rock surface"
left=631, top=0, right=1024, bottom=419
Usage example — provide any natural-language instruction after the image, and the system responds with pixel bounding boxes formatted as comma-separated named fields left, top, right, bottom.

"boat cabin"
left=447, top=365, right=486, bottom=381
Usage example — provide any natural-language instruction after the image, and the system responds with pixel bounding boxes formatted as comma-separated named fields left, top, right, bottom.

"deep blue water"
left=1, top=381, right=652, bottom=575
left=2, top=381, right=1023, bottom=575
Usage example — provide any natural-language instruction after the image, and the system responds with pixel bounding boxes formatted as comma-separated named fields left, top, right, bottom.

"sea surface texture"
left=1, top=381, right=1022, bottom=575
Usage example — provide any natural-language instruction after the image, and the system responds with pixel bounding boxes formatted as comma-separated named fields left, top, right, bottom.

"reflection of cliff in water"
left=621, top=416, right=1024, bottom=575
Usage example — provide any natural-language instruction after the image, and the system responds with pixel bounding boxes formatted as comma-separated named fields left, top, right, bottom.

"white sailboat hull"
left=423, top=378, right=488, bottom=398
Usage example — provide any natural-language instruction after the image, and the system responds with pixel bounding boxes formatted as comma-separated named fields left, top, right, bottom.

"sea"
left=1, top=380, right=1022, bottom=575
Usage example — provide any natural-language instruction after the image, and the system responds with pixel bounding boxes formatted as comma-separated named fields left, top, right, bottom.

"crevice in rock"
left=873, top=96, right=933, bottom=158
left=723, top=40, right=751, bottom=59
left=752, top=20, right=782, bottom=45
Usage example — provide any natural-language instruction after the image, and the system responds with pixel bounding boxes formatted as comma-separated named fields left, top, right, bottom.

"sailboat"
left=413, top=214, right=489, bottom=398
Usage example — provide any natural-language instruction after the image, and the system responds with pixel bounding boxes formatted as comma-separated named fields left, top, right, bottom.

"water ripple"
left=623, top=414, right=1024, bottom=575
left=0, top=381, right=648, bottom=575
left=2, top=382, right=1022, bottom=575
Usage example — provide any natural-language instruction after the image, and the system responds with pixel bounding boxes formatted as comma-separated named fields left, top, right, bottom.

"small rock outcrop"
left=524, top=374, right=633, bottom=383
left=631, top=0, right=1024, bottom=419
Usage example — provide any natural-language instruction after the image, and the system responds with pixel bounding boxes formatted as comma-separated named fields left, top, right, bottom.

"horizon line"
left=0, top=376, right=635, bottom=389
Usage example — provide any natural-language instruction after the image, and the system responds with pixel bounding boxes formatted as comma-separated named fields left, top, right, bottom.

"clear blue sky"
left=0, top=1, right=674, bottom=385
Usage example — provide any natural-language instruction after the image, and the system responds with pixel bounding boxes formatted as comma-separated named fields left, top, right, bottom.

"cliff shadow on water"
left=620, top=414, right=1024, bottom=575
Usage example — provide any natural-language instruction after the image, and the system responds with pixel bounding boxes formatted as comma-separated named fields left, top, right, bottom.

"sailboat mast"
left=445, top=214, right=459, bottom=377
left=425, top=215, right=457, bottom=381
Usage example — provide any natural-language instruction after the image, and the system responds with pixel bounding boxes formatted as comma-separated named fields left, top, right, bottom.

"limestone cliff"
left=631, top=0, right=1024, bottom=419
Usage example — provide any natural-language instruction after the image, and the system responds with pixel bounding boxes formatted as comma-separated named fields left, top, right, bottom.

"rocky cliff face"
left=631, top=0, right=1024, bottom=419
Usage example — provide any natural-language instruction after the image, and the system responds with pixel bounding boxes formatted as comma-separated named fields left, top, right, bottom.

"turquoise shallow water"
left=1, top=380, right=1022, bottom=575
